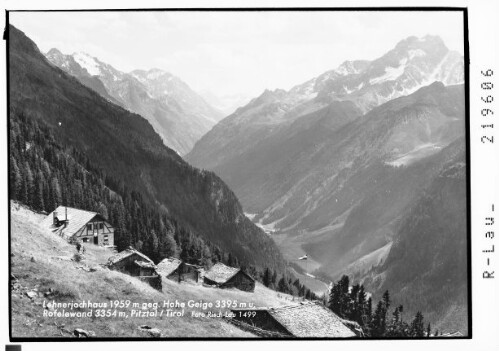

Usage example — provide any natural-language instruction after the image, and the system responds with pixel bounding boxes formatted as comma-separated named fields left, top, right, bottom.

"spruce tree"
left=357, top=285, right=367, bottom=325
left=262, top=267, right=271, bottom=287
left=277, top=276, right=289, bottom=293
left=371, top=300, right=385, bottom=337
left=410, top=311, right=425, bottom=337
left=33, top=170, right=45, bottom=211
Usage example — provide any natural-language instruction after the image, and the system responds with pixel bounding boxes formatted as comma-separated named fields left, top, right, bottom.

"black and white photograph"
left=2, top=4, right=487, bottom=344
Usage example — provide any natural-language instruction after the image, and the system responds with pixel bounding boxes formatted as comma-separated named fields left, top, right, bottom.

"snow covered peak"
left=72, top=52, right=101, bottom=76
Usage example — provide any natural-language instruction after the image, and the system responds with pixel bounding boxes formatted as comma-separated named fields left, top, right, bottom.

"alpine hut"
left=106, top=248, right=161, bottom=290
left=203, top=262, right=255, bottom=292
left=107, top=247, right=156, bottom=276
left=41, top=206, right=114, bottom=247
left=157, top=257, right=202, bottom=283
left=230, top=302, right=357, bottom=338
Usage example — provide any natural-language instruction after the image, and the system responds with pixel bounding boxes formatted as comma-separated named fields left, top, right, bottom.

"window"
left=82, top=238, right=88, bottom=243
left=99, top=223, right=104, bottom=230
left=87, top=223, right=93, bottom=232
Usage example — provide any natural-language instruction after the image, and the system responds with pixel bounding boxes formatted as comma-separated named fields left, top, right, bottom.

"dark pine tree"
left=410, top=311, right=425, bottom=337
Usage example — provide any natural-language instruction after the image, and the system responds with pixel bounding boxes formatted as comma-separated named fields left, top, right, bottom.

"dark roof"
left=204, top=263, right=253, bottom=284
left=233, top=302, right=356, bottom=338
left=41, top=206, right=103, bottom=237
left=157, top=257, right=182, bottom=277
left=107, top=248, right=153, bottom=266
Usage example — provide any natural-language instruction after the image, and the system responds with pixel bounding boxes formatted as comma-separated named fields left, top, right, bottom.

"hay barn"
left=106, top=248, right=161, bottom=290
left=107, top=248, right=156, bottom=276
left=157, top=258, right=202, bottom=283
left=42, top=206, right=114, bottom=247
left=230, top=302, right=357, bottom=338
left=203, top=262, right=255, bottom=292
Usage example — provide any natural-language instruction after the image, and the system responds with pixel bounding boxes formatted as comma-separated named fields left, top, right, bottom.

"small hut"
left=203, top=262, right=255, bottom=292
left=107, top=247, right=155, bottom=276
left=106, top=248, right=161, bottom=290
left=157, top=257, right=202, bottom=283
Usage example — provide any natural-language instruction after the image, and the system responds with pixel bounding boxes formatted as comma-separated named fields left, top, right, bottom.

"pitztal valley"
left=8, top=14, right=467, bottom=340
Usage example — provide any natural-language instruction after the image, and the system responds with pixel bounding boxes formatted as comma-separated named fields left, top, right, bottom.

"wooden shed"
left=230, top=302, right=357, bottom=338
left=41, top=206, right=114, bottom=247
left=157, top=257, right=202, bottom=283
left=107, top=248, right=156, bottom=277
left=203, top=262, right=255, bottom=292
left=106, top=248, right=162, bottom=290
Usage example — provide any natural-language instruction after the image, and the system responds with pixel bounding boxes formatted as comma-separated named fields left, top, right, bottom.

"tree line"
left=328, top=275, right=435, bottom=337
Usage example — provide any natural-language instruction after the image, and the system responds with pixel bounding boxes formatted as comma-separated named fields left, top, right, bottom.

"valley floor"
left=9, top=202, right=299, bottom=339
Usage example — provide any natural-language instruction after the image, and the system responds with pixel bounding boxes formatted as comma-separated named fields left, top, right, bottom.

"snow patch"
left=343, top=82, right=365, bottom=95
left=73, top=52, right=101, bottom=76
left=408, top=49, right=426, bottom=60
left=335, top=61, right=360, bottom=76
left=369, top=61, right=406, bottom=85
left=147, top=70, right=167, bottom=80
left=386, top=143, right=443, bottom=167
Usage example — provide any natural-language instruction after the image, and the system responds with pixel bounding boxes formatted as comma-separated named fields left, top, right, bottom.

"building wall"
left=204, top=271, right=255, bottom=292
left=166, top=265, right=199, bottom=283
left=139, top=276, right=162, bottom=291
left=73, top=219, right=114, bottom=246
left=109, top=253, right=151, bottom=276
left=167, top=270, right=182, bottom=283
left=139, top=267, right=157, bottom=277
left=223, top=272, right=255, bottom=292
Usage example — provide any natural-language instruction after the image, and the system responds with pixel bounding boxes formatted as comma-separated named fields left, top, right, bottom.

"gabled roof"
left=41, top=206, right=105, bottom=237
left=249, top=302, right=356, bottom=338
left=107, top=248, right=154, bottom=266
left=204, top=262, right=253, bottom=284
left=157, top=257, right=182, bottom=277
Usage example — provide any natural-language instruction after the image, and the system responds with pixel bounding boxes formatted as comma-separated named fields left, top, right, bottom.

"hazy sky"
left=10, top=11, right=464, bottom=98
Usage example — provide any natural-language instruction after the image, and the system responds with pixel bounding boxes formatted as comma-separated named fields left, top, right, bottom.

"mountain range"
left=45, top=48, right=224, bottom=155
left=186, top=35, right=467, bottom=332
left=9, top=24, right=468, bottom=333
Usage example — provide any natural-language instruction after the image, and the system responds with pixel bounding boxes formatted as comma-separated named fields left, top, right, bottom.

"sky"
left=10, top=11, right=464, bottom=100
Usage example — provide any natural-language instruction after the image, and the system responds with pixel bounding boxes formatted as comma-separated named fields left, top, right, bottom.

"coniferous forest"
left=9, top=107, right=318, bottom=301
left=328, top=274, right=434, bottom=337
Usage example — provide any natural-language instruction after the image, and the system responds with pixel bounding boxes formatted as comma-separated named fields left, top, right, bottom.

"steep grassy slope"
left=10, top=203, right=299, bottom=338
left=8, top=24, right=285, bottom=272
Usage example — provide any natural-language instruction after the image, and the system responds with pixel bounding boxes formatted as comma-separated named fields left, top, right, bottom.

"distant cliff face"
left=9, top=24, right=285, bottom=273
left=45, top=48, right=223, bottom=155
